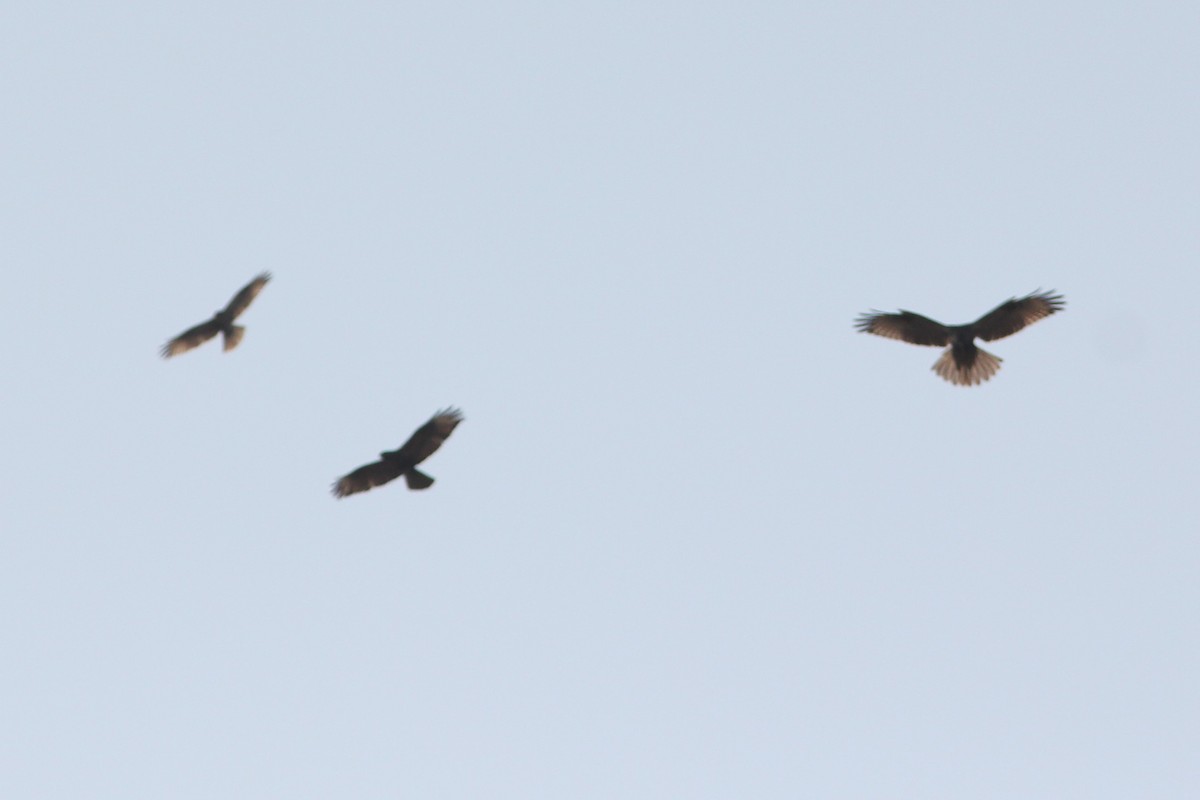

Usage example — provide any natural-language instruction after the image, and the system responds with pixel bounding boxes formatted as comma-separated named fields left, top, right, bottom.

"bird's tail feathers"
left=405, top=469, right=435, bottom=490
left=933, top=347, right=1002, bottom=386
left=222, top=325, right=246, bottom=352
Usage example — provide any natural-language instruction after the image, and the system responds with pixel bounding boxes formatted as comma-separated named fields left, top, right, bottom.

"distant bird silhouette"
left=855, top=290, right=1065, bottom=386
left=332, top=408, right=464, bottom=498
left=161, top=272, right=272, bottom=358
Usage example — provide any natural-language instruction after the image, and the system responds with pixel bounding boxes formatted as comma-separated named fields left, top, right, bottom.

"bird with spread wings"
left=332, top=408, right=464, bottom=498
left=161, top=272, right=272, bottom=358
left=856, top=290, right=1065, bottom=386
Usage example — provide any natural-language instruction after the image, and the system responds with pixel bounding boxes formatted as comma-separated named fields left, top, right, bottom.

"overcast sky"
left=3, top=2, right=1199, bottom=797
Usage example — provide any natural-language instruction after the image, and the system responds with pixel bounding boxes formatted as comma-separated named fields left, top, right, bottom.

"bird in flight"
left=161, top=272, right=272, bottom=358
left=332, top=408, right=464, bottom=498
left=855, top=290, right=1065, bottom=386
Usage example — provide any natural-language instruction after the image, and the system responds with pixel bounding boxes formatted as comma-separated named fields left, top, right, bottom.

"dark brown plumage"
left=855, top=290, right=1065, bottom=386
left=332, top=408, right=464, bottom=498
left=161, top=272, right=272, bottom=358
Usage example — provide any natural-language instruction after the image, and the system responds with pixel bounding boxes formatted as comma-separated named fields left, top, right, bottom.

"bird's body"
left=161, top=272, right=271, bottom=358
left=332, top=408, right=464, bottom=498
left=856, top=290, right=1065, bottom=386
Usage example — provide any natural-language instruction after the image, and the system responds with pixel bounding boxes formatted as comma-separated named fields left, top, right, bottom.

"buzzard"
left=855, top=290, right=1065, bottom=386
left=161, top=272, right=272, bottom=358
left=332, top=408, right=464, bottom=498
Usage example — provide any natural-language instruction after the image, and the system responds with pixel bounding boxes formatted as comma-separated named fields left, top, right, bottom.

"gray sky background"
left=3, top=2, right=1198, bottom=797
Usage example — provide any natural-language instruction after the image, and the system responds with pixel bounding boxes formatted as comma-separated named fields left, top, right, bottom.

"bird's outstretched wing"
left=855, top=310, right=951, bottom=346
left=970, top=290, right=1065, bottom=342
left=161, top=318, right=222, bottom=358
left=390, top=408, right=465, bottom=466
left=332, top=459, right=406, bottom=498
left=223, top=272, right=272, bottom=320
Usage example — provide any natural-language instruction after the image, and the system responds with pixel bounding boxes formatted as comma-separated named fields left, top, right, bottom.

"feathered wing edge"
left=160, top=318, right=222, bottom=358
left=971, top=289, right=1066, bottom=342
left=392, top=407, right=466, bottom=465
left=223, top=272, right=272, bottom=319
left=331, top=464, right=436, bottom=498
left=331, top=459, right=406, bottom=499
left=855, top=310, right=952, bottom=347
